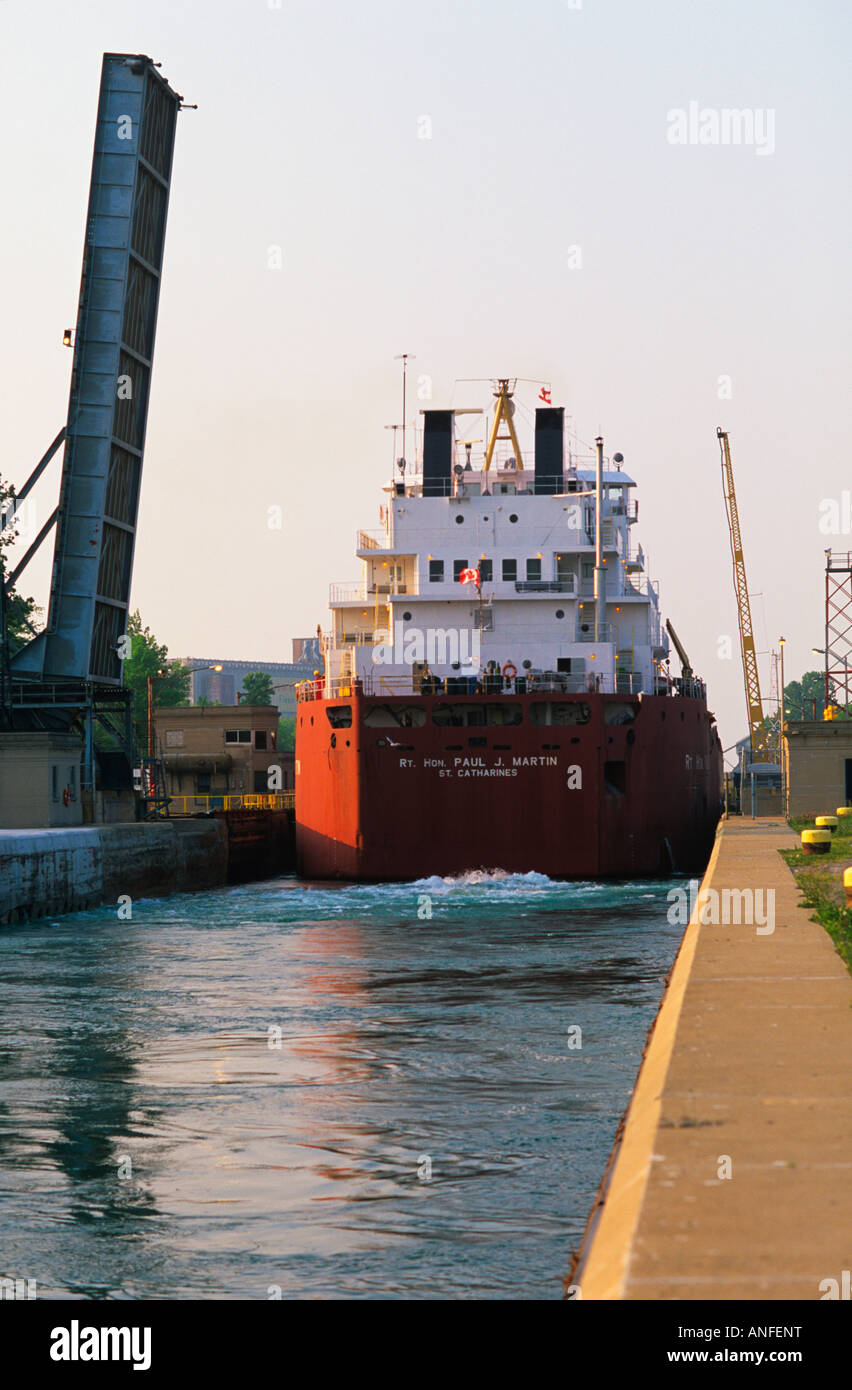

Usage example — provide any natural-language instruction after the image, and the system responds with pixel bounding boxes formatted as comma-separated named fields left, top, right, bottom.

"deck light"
left=62, top=329, right=73, bottom=347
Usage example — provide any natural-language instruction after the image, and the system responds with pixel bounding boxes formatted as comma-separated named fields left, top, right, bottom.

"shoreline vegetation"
left=781, top=816, right=852, bottom=974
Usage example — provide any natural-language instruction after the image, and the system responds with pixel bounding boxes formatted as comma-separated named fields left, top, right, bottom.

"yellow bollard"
left=845, top=866, right=852, bottom=908
left=815, top=815, right=838, bottom=833
left=801, top=829, right=831, bottom=855
left=836, top=806, right=852, bottom=822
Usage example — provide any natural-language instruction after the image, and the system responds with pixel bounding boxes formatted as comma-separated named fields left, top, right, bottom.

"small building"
left=0, top=732, right=84, bottom=828
left=783, top=719, right=852, bottom=817
left=153, top=704, right=291, bottom=802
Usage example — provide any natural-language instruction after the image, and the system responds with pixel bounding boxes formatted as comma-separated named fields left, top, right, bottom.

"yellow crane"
left=717, top=428, right=771, bottom=760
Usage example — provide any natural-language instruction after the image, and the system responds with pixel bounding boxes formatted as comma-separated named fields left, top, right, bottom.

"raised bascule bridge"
left=0, top=54, right=183, bottom=813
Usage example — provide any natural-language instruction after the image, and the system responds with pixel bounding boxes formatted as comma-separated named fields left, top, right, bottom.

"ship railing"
left=356, top=529, right=387, bottom=551
left=619, top=574, right=656, bottom=597
left=514, top=578, right=577, bottom=595
left=165, top=792, right=294, bottom=815
left=330, top=579, right=415, bottom=603
left=673, top=676, right=707, bottom=700
left=338, top=631, right=384, bottom=646
left=295, top=670, right=657, bottom=701
left=575, top=622, right=614, bottom=643
left=330, top=581, right=364, bottom=603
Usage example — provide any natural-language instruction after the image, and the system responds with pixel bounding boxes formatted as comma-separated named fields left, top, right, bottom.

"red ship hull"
left=295, top=691, right=723, bottom=881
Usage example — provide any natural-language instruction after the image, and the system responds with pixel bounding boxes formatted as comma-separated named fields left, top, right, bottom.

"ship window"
left=255, top=730, right=268, bottom=749
left=555, top=609, right=565, bottom=619
left=455, top=514, right=465, bottom=524
left=363, top=704, right=426, bottom=728
left=453, top=560, right=468, bottom=581
left=434, top=703, right=485, bottom=727
left=402, top=611, right=412, bottom=621
left=479, top=558, right=493, bottom=583
left=486, top=703, right=522, bottom=726
left=429, top=560, right=444, bottom=582
left=526, top=558, right=542, bottom=581
left=433, top=703, right=522, bottom=727
left=502, top=558, right=517, bottom=582
left=509, top=514, right=518, bottom=523
left=603, top=703, right=636, bottom=725
left=225, top=729, right=251, bottom=744
left=604, top=760, right=627, bottom=795
left=326, top=705, right=353, bottom=728
left=529, top=702, right=591, bottom=726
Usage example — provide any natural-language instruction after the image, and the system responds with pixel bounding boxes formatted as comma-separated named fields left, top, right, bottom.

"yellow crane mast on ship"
left=717, top=427, right=770, bottom=761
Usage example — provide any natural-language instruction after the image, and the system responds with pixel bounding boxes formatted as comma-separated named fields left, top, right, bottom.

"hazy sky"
left=1, top=0, right=849, bottom=755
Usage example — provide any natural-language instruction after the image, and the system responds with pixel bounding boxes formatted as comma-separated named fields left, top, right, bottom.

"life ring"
left=62, top=786, right=71, bottom=806
left=502, top=662, right=517, bottom=681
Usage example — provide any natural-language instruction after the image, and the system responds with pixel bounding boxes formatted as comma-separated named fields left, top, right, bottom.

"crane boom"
left=717, top=428, right=769, bottom=760
left=665, top=618, right=693, bottom=678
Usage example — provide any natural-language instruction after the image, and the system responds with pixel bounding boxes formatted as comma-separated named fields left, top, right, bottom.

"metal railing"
left=576, top=622, right=614, bottom=643
left=515, top=578, right=577, bottom=594
left=330, top=578, right=416, bottom=603
left=295, top=669, right=655, bottom=701
left=356, top=529, right=387, bottom=551
left=166, top=792, right=294, bottom=815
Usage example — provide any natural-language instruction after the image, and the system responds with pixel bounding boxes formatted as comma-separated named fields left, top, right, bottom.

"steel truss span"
left=11, top=53, right=182, bottom=687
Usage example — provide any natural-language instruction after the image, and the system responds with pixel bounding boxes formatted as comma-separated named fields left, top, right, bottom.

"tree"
left=122, top=610, right=190, bottom=742
left=4, top=589, right=42, bottom=653
left=758, top=668, right=840, bottom=749
left=0, top=474, right=42, bottom=656
left=784, top=670, right=827, bottom=721
left=242, top=670, right=274, bottom=705
left=277, top=716, right=296, bottom=751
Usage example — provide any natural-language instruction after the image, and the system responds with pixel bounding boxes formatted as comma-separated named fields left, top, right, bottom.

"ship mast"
left=394, top=353, right=415, bottom=472
left=483, top=379, right=524, bottom=476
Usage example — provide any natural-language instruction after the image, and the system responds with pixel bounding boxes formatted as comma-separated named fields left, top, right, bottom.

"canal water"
left=0, top=872, right=683, bottom=1300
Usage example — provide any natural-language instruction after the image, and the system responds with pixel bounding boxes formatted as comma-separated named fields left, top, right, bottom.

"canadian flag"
left=459, top=567, right=480, bottom=585
left=539, top=387, right=552, bottom=404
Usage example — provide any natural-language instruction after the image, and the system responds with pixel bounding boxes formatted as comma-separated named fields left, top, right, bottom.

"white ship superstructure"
left=323, top=380, right=669, bottom=697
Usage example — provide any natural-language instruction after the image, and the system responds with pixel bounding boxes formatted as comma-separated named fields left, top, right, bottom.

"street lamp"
left=778, top=637, right=786, bottom=817
left=812, top=647, right=852, bottom=717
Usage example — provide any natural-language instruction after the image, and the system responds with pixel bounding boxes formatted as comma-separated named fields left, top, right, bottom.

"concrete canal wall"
left=573, top=815, right=852, bottom=1300
left=0, top=820, right=229, bottom=923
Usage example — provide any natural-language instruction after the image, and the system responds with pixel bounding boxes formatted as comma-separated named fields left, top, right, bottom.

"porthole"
left=509, top=513, right=518, bottom=523
left=455, top=514, right=465, bottom=524
left=403, top=611, right=412, bottom=621
left=555, top=609, right=565, bottom=619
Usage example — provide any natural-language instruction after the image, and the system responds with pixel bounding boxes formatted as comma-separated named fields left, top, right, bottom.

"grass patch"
left=781, top=823, right=852, bottom=973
